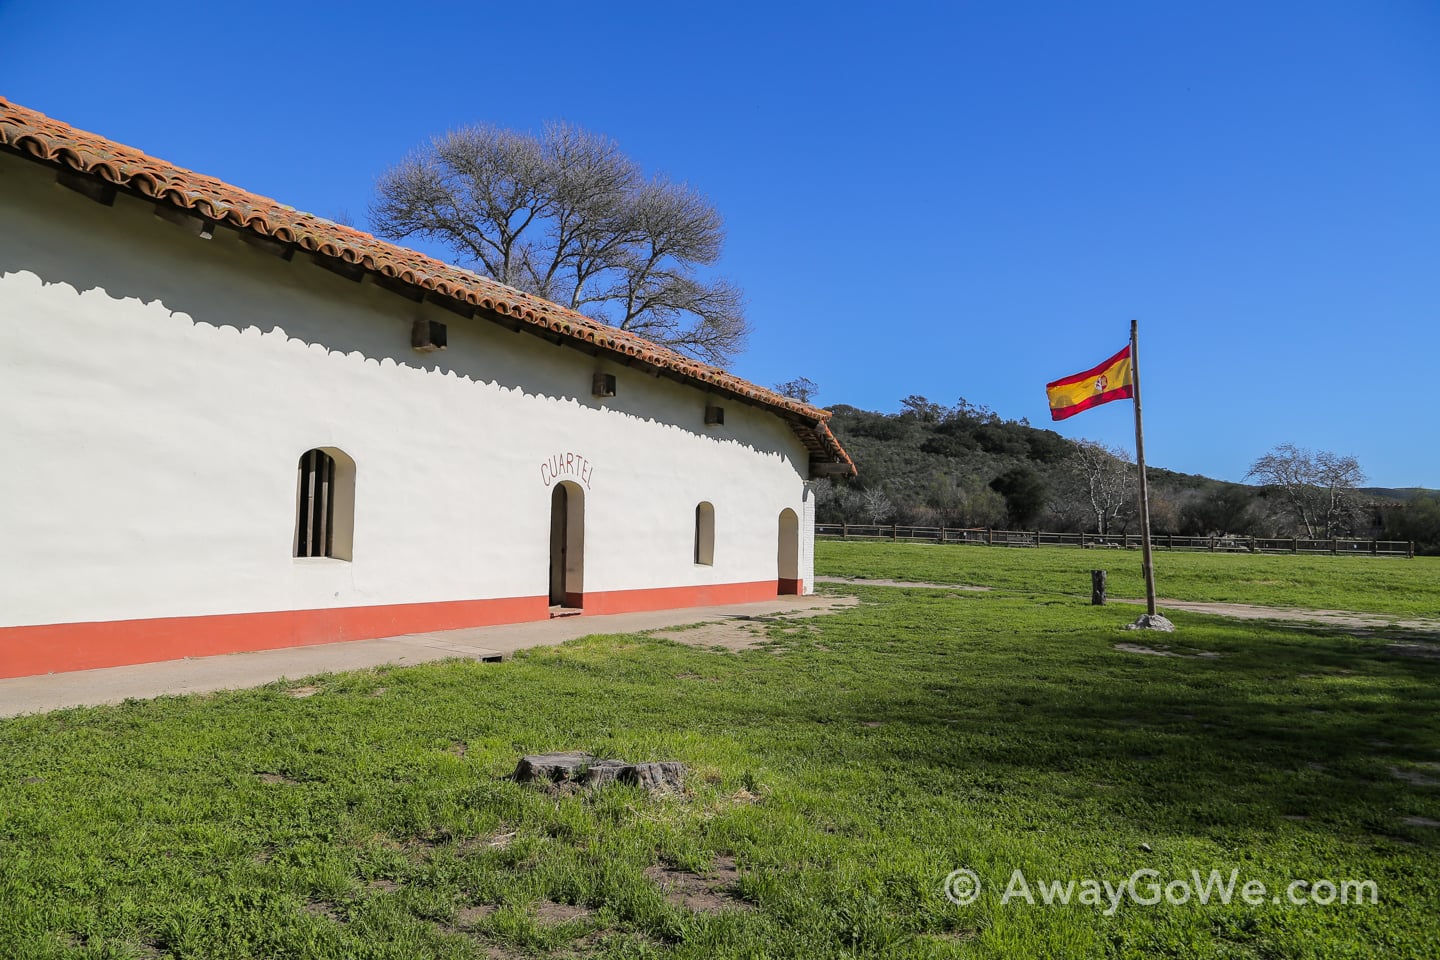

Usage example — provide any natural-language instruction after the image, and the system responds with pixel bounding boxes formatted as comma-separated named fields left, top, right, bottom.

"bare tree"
left=1068, top=441, right=1133, bottom=536
left=809, top=477, right=836, bottom=510
left=371, top=122, right=749, bottom=364
left=862, top=488, right=895, bottom=524
left=898, top=395, right=948, bottom=422
left=774, top=377, right=819, bottom=403
left=1246, top=444, right=1366, bottom=538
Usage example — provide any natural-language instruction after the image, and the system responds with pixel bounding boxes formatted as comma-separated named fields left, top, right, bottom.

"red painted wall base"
left=0, top=579, right=803, bottom=678
left=0, top=596, right=548, bottom=680
left=577, top=579, right=785, bottom=615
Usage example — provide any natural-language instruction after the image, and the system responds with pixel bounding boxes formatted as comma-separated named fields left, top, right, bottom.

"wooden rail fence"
left=815, top=524, right=1415, bottom=558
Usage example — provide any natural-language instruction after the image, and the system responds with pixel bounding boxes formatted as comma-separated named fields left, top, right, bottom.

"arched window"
left=694, top=501, right=715, bottom=566
left=294, top=447, right=356, bottom=560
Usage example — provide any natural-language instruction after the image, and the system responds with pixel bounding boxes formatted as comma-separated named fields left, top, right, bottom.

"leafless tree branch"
left=1246, top=444, right=1366, bottom=538
left=370, top=123, right=748, bottom=364
left=1067, top=440, right=1133, bottom=535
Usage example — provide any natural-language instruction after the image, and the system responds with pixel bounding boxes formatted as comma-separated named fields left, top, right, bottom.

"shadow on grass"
left=732, top=587, right=1440, bottom=843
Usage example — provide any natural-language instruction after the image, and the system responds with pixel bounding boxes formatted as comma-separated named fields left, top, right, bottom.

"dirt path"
left=816, top=574, right=1440, bottom=649
left=0, top=595, right=861, bottom=716
left=1117, top=599, right=1440, bottom=636
left=649, top=595, right=858, bottom=651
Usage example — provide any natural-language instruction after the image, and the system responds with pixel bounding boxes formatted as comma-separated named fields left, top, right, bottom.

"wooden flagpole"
left=1130, top=319, right=1158, bottom=616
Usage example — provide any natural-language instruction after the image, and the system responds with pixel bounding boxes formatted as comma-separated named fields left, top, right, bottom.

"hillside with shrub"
left=815, top=396, right=1436, bottom=552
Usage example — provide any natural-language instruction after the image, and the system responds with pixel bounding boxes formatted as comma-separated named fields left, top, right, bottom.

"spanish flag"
left=1045, top=346, right=1133, bottom=421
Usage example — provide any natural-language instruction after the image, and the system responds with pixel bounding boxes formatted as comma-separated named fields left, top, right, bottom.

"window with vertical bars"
left=294, top=449, right=337, bottom=558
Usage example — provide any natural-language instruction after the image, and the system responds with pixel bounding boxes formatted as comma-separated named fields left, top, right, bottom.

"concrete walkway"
left=0, top=595, right=851, bottom=717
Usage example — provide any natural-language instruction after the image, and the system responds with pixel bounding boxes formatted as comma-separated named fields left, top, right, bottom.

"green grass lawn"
left=2, top=545, right=1438, bottom=958
left=817, top=538, right=1440, bottom=616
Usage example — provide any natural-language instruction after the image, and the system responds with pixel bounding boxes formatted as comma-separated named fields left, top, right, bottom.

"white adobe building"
left=0, top=99, right=853, bottom=679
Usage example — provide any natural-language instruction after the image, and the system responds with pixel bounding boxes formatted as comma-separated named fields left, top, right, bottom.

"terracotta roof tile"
left=0, top=98, right=854, bottom=476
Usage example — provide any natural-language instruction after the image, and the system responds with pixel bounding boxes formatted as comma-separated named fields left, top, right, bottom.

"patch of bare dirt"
left=395, top=828, right=457, bottom=859
left=256, top=772, right=301, bottom=786
left=436, top=904, right=506, bottom=943
left=455, top=904, right=497, bottom=926
left=448, top=740, right=468, bottom=756
left=1384, top=641, right=1440, bottom=660
left=645, top=855, right=753, bottom=913
left=651, top=621, right=767, bottom=651
left=1401, top=816, right=1440, bottom=827
left=559, top=931, right=609, bottom=957
left=305, top=898, right=344, bottom=923
left=1119, top=599, right=1440, bottom=641
left=366, top=878, right=400, bottom=894
left=650, top=595, right=858, bottom=651
left=1113, top=643, right=1220, bottom=659
left=286, top=685, right=321, bottom=698
left=1389, top=765, right=1440, bottom=787
left=534, top=900, right=590, bottom=924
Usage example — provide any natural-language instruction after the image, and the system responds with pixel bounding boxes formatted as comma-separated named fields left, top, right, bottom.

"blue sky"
left=3, top=1, right=1436, bottom=487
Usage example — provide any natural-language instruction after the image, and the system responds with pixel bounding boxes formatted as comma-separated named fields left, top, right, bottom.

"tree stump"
left=618, top=761, right=687, bottom=793
left=512, top=753, right=686, bottom=794
left=512, top=751, right=595, bottom=783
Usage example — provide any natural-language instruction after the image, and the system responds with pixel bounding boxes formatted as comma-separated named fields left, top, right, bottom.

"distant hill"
left=818, top=399, right=1367, bottom=539
left=1361, top=487, right=1437, bottom=503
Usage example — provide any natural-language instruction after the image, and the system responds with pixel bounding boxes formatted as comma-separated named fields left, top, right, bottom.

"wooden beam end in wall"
left=56, top=170, right=116, bottom=206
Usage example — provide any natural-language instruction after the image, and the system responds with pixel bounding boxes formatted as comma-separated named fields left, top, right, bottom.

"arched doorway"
left=549, top=481, right=585, bottom=608
left=777, top=507, right=800, bottom=595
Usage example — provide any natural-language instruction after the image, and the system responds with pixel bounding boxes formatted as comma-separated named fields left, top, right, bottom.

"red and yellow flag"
left=1045, top=346, right=1133, bottom=421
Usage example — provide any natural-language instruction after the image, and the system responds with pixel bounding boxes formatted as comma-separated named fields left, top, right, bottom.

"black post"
left=1091, top=570, right=1107, bottom=605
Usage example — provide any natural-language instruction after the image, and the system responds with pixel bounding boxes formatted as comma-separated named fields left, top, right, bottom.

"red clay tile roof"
left=0, top=97, right=854, bottom=476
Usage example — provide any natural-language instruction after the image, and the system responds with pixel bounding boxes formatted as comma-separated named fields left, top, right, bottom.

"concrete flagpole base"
left=1124, top=613, right=1176, bottom=632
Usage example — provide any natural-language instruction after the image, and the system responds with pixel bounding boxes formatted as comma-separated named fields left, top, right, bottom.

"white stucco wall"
left=801, top=483, right=817, bottom=594
left=0, top=153, right=813, bottom=628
